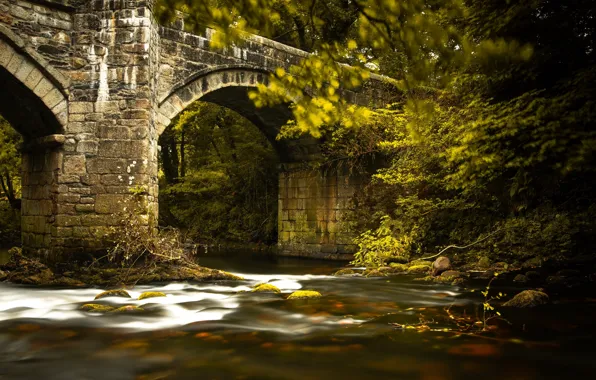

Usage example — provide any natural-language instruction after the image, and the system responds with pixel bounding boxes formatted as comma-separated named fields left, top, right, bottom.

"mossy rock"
left=333, top=268, right=357, bottom=276
left=389, top=263, right=409, bottom=272
left=503, top=290, right=549, bottom=308
left=513, top=274, right=528, bottom=283
left=251, top=283, right=281, bottom=293
left=138, top=291, right=166, bottom=300
left=477, top=257, right=491, bottom=269
left=363, top=269, right=387, bottom=277
left=287, top=290, right=322, bottom=300
left=218, top=271, right=244, bottom=280
left=0, top=270, right=6, bottom=282
left=409, top=260, right=432, bottom=268
left=407, top=265, right=430, bottom=274
left=94, top=289, right=131, bottom=300
left=80, top=304, right=116, bottom=313
left=109, top=305, right=144, bottom=313
left=521, top=257, right=542, bottom=269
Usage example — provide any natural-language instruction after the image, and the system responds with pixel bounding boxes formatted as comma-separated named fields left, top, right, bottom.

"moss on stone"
left=138, top=291, right=166, bottom=300
left=251, top=283, right=281, bottom=293
left=477, top=257, right=491, bottom=269
left=110, top=305, right=144, bottom=313
left=333, top=268, right=357, bottom=276
left=409, top=260, right=432, bottom=267
left=363, top=268, right=387, bottom=277
left=408, top=265, right=430, bottom=274
left=80, top=304, right=116, bottom=313
left=503, top=290, right=549, bottom=308
left=218, top=271, right=244, bottom=280
left=287, top=290, right=322, bottom=299
left=94, top=289, right=131, bottom=300
left=389, top=263, right=409, bottom=272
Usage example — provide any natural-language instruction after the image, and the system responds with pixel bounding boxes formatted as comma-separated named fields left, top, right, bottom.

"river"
left=0, top=252, right=595, bottom=379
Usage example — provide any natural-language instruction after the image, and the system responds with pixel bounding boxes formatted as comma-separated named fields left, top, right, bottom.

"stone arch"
left=157, top=65, right=320, bottom=162
left=0, top=34, right=69, bottom=138
left=157, top=65, right=273, bottom=133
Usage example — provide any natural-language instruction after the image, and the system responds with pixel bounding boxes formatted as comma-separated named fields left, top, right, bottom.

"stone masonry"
left=0, top=0, right=391, bottom=263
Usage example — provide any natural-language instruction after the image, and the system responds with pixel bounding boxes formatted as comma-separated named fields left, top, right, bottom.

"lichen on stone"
left=138, top=291, right=166, bottom=300
left=287, top=290, right=322, bottom=299
left=94, top=289, right=131, bottom=300
left=251, top=283, right=281, bottom=293
left=80, top=304, right=115, bottom=313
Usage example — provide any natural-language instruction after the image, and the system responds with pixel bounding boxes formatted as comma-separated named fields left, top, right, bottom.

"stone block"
left=75, top=204, right=95, bottom=213
left=55, top=215, right=80, bottom=227
left=87, top=157, right=127, bottom=174
left=70, top=102, right=94, bottom=114
left=95, top=194, right=130, bottom=214
left=63, top=154, right=86, bottom=175
left=76, top=140, right=98, bottom=154
left=57, top=194, right=80, bottom=203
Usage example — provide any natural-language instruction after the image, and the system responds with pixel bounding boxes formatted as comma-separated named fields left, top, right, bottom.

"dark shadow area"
left=0, top=67, right=62, bottom=139
left=158, top=99, right=280, bottom=245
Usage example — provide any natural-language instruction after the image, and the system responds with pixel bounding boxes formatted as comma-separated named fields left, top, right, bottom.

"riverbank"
left=0, top=248, right=243, bottom=287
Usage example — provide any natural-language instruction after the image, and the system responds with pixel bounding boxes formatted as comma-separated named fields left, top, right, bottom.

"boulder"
left=0, top=270, right=6, bottom=282
left=94, top=289, right=131, bottom=300
left=287, top=290, right=322, bottom=299
left=503, top=290, right=549, bottom=308
left=407, top=265, right=430, bottom=274
left=521, top=257, right=542, bottom=269
left=110, top=305, right=144, bottom=313
left=80, top=304, right=116, bottom=313
left=513, top=274, right=528, bottom=283
left=431, top=256, right=451, bottom=276
left=251, top=283, right=281, bottom=293
left=440, top=270, right=464, bottom=278
left=525, top=271, right=541, bottom=280
left=363, top=269, right=387, bottom=277
left=333, top=268, right=357, bottom=276
left=477, top=257, right=491, bottom=269
left=389, top=263, right=409, bottom=272
left=138, top=291, right=166, bottom=300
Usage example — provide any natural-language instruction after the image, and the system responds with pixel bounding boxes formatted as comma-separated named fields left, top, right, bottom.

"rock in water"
left=287, top=290, right=322, bottom=299
left=94, top=289, right=131, bottom=300
left=138, top=292, right=166, bottom=300
left=251, top=283, right=281, bottom=293
left=432, top=256, right=451, bottom=276
left=503, top=290, right=549, bottom=308
left=513, top=274, right=529, bottom=283
left=80, top=304, right=115, bottom=313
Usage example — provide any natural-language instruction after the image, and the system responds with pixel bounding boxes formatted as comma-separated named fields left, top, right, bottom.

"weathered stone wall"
left=277, top=164, right=361, bottom=260
left=0, top=0, right=391, bottom=263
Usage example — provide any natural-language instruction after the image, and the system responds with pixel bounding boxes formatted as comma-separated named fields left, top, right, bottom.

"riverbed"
left=1, top=253, right=595, bottom=379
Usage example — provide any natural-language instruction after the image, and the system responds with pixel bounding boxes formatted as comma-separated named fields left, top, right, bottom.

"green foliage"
left=158, top=102, right=279, bottom=244
left=352, top=215, right=413, bottom=267
left=154, top=0, right=595, bottom=266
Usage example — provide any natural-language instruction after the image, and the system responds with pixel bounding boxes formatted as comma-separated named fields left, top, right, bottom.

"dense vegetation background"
left=156, top=0, right=596, bottom=266
left=158, top=103, right=279, bottom=245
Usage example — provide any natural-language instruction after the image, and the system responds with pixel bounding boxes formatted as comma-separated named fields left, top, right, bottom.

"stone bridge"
left=0, top=0, right=391, bottom=263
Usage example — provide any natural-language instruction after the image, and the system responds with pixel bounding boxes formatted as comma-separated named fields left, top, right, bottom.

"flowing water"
left=0, top=252, right=595, bottom=379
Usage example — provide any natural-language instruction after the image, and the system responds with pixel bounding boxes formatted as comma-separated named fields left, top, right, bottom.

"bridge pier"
left=277, top=164, right=360, bottom=260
